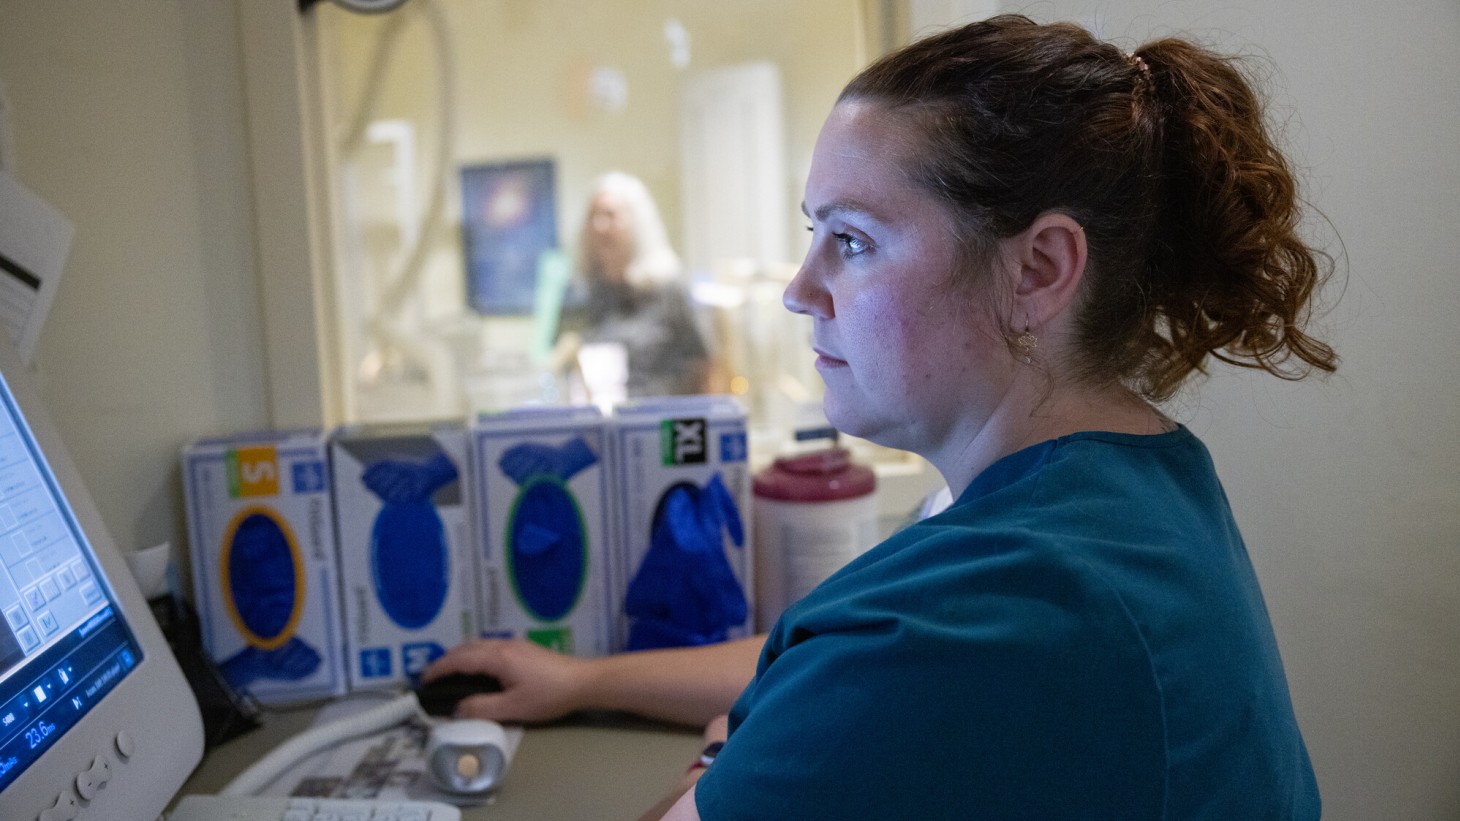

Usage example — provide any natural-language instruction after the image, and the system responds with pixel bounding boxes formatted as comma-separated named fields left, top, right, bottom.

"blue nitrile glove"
left=362, top=450, right=457, bottom=630
left=498, top=437, right=599, bottom=622
left=508, top=479, right=587, bottom=621
left=623, top=485, right=690, bottom=621
left=220, top=511, right=321, bottom=690
left=219, top=636, right=322, bottom=689
left=226, top=512, right=300, bottom=646
left=700, top=473, right=745, bottom=549
left=371, top=499, right=450, bottom=629
left=624, top=474, right=748, bottom=651
left=498, top=436, right=598, bottom=485
left=665, top=479, right=747, bottom=634
left=362, top=451, right=458, bottom=504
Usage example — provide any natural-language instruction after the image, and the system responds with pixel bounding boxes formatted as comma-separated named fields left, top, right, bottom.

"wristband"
left=688, top=741, right=725, bottom=773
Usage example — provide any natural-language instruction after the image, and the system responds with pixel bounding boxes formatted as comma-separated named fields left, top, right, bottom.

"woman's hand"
left=424, top=634, right=763, bottom=727
left=422, top=639, right=590, bottom=723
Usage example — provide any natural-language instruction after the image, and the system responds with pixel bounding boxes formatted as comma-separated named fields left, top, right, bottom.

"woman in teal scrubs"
left=432, top=15, right=1336, bottom=820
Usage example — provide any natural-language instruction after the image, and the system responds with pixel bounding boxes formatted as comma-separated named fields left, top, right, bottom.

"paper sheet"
left=0, top=171, right=70, bottom=364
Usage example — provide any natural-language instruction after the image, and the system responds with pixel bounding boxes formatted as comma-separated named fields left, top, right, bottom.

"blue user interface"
left=0, top=376, right=143, bottom=791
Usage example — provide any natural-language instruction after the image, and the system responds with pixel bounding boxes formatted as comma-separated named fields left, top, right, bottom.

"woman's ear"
left=1011, top=212, right=1088, bottom=327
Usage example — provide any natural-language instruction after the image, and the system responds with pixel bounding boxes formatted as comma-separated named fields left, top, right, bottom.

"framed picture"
left=460, top=158, right=558, bottom=315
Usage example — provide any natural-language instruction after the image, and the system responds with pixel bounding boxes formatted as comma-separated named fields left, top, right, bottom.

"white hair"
left=575, top=171, right=681, bottom=287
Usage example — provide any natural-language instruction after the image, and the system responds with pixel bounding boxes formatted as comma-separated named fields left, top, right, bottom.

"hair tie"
left=1129, top=52, right=1152, bottom=81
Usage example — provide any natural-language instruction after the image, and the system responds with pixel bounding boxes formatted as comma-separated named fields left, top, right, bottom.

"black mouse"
left=414, top=672, right=503, bottom=717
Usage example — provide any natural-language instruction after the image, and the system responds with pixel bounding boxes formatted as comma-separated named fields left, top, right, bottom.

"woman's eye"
left=834, top=232, right=869, bottom=256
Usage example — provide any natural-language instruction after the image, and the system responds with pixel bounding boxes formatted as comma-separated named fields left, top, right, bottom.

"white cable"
left=219, top=692, right=426, bottom=796
left=333, top=0, right=458, bottom=365
left=371, top=0, right=456, bottom=319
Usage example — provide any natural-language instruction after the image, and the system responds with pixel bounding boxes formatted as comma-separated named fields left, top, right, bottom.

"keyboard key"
left=169, top=794, right=462, bottom=821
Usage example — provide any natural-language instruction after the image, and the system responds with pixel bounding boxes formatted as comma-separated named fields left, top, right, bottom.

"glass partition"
left=317, top=1, right=867, bottom=425
left=312, top=0, right=938, bottom=501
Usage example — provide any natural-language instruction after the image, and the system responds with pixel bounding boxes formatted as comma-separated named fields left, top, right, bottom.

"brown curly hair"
left=840, top=15, right=1337, bottom=400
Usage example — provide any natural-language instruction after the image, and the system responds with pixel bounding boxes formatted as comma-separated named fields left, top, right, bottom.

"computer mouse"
left=414, top=672, right=503, bottom=717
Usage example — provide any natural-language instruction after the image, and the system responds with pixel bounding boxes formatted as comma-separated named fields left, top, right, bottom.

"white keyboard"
left=167, top=794, right=462, bottom=821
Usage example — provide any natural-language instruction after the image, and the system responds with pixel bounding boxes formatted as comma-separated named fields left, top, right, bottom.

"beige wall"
left=0, top=1, right=269, bottom=555
left=1029, top=1, right=1460, bottom=818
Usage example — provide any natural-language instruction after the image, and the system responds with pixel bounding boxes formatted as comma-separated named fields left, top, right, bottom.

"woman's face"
left=585, top=190, right=636, bottom=281
left=785, top=100, right=1015, bottom=457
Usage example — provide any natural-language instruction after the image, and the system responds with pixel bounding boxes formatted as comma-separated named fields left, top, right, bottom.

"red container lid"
left=752, top=447, right=876, bottom=502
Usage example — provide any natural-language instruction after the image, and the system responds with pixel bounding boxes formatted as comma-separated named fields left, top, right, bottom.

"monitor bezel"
left=0, top=337, right=203, bottom=820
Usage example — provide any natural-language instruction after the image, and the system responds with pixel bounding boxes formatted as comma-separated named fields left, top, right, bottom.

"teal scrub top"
left=696, top=427, right=1319, bottom=820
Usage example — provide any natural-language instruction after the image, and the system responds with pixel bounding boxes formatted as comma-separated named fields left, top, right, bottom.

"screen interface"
left=0, top=372, right=143, bottom=791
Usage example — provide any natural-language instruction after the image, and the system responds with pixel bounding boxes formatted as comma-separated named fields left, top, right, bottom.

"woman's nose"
left=783, top=259, right=830, bottom=319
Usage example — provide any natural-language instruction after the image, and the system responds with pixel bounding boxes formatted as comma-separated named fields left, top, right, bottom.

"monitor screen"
left=0, top=376, right=146, bottom=790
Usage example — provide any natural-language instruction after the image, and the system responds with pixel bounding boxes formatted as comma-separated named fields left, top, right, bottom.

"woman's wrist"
left=686, top=740, right=724, bottom=774
left=561, top=652, right=604, bottom=714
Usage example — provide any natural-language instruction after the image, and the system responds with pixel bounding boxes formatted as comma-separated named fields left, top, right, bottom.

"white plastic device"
left=424, top=718, right=509, bottom=795
left=0, top=335, right=204, bottom=820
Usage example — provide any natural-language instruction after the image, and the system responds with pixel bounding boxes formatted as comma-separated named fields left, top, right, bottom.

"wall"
left=0, top=1, right=269, bottom=556
left=1007, top=1, right=1457, bottom=818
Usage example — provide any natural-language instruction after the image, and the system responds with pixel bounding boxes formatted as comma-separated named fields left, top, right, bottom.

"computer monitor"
left=0, top=337, right=203, bottom=821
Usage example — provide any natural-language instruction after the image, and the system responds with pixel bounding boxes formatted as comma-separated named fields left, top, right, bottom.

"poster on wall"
left=460, top=158, right=558, bottom=315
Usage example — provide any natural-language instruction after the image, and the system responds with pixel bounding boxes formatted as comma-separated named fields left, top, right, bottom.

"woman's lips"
left=813, top=348, right=848, bottom=369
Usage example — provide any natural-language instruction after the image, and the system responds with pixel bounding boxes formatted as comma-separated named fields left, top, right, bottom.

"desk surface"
left=177, top=707, right=703, bottom=821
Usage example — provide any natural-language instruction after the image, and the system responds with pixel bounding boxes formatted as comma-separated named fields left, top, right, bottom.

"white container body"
left=753, top=492, right=879, bottom=631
